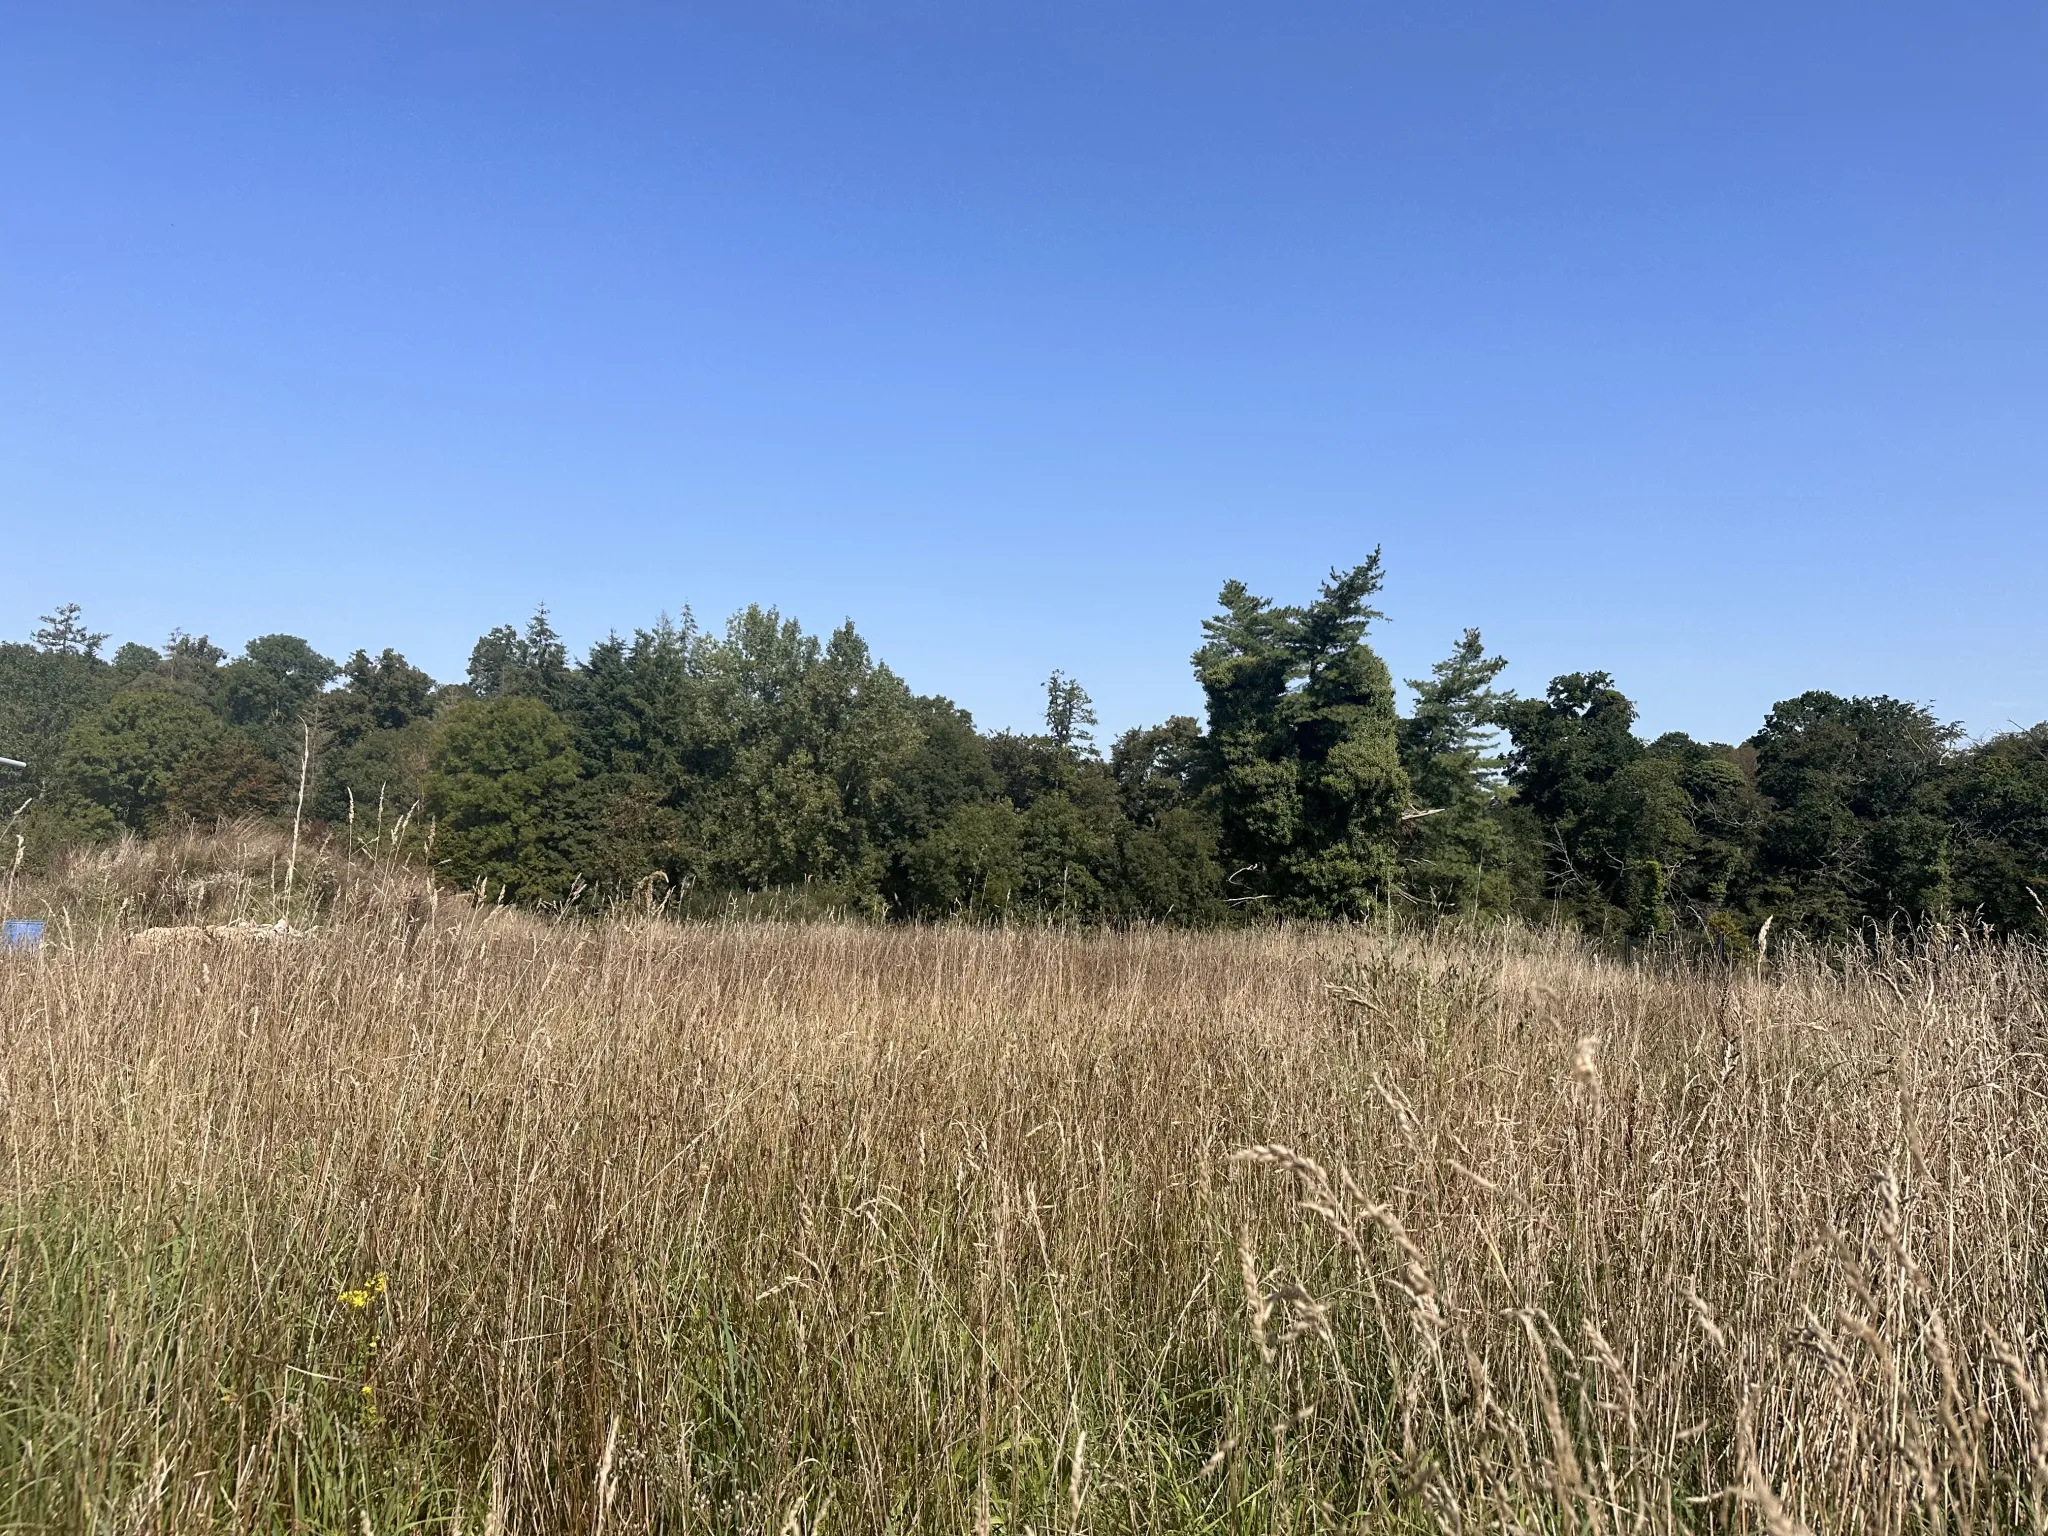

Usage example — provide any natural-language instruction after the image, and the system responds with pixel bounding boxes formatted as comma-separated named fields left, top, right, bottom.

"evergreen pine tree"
left=1194, top=555, right=1409, bottom=916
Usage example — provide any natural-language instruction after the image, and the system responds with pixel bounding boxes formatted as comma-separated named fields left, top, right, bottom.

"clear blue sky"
left=4, top=4, right=2043, bottom=743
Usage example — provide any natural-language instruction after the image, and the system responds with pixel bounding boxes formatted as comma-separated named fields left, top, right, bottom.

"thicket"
left=4, top=557, right=2044, bottom=941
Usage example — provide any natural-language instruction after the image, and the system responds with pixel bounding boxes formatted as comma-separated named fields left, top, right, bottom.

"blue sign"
left=3, top=920, right=43, bottom=953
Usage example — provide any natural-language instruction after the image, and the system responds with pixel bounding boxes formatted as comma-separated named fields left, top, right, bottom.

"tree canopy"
left=1194, top=556, right=1408, bottom=916
left=5, top=573, right=2040, bottom=942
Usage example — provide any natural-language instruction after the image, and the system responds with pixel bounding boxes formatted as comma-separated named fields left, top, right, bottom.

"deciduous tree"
left=426, top=697, right=586, bottom=903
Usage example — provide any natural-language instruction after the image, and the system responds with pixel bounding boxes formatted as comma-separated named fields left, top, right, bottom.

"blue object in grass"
left=3, top=919, right=43, bottom=953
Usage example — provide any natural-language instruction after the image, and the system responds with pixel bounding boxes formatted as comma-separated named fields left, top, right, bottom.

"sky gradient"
left=4, top=3, right=2044, bottom=744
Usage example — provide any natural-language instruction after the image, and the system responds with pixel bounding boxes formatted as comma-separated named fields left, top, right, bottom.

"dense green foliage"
left=426, top=696, right=585, bottom=903
left=1194, top=558, right=1407, bottom=916
left=4, top=575, right=2044, bottom=939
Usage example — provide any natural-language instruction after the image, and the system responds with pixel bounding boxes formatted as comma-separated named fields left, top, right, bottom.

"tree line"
left=4, top=556, right=2044, bottom=942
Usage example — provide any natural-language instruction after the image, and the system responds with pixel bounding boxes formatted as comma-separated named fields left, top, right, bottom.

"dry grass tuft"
left=0, top=888, right=2045, bottom=1531
left=5, top=818, right=437, bottom=935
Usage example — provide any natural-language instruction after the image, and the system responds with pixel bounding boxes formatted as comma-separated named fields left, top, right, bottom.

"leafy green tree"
left=0, top=609, right=120, bottom=862
left=425, top=697, right=586, bottom=903
left=316, top=726, right=436, bottom=829
left=1194, top=557, right=1409, bottom=916
left=568, top=617, right=714, bottom=888
left=877, top=697, right=1003, bottom=914
left=0, top=648, right=113, bottom=802
left=1044, top=671, right=1098, bottom=755
left=586, top=609, right=923, bottom=904
left=1396, top=629, right=1529, bottom=914
left=110, top=643, right=161, bottom=680
left=902, top=800, right=1025, bottom=918
left=311, top=649, right=441, bottom=824
left=577, top=774, right=691, bottom=901
left=1105, top=717, right=1225, bottom=920
left=1598, top=751, right=1703, bottom=938
left=1400, top=631, right=1510, bottom=806
left=1749, top=692, right=1958, bottom=935
left=468, top=607, right=574, bottom=710
left=0, top=605, right=111, bottom=764
left=568, top=610, right=936, bottom=907
left=1500, top=673, right=1773, bottom=939
left=1501, top=674, right=1641, bottom=833
left=465, top=625, right=522, bottom=699
left=1945, top=725, right=2048, bottom=936
left=32, top=604, right=108, bottom=658
left=891, top=674, right=1189, bottom=923
left=221, top=635, right=337, bottom=761
left=981, top=674, right=1108, bottom=812
left=325, top=650, right=436, bottom=739
left=93, top=631, right=228, bottom=707
left=1501, top=672, right=1645, bottom=926
left=1636, top=734, right=1767, bottom=919
left=901, top=672, right=1137, bottom=920
left=713, top=615, right=920, bottom=903
left=1111, top=716, right=1206, bottom=827
left=164, top=734, right=290, bottom=824
left=161, top=632, right=228, bottom=705
left=1016, top=771, right=1123, bottom=919
left=1114, top=808, right=1225, bottom=922
left=573, top=616, right=705, bottom=791
left=889, top=697, right=1003, bottom=837
left=59, top=691, right=226, bottom=832
left=987, top=731, right=1069, bottom=811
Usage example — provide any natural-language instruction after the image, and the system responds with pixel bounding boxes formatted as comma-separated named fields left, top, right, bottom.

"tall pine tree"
left=1194, top=556, right=1408, bottom=917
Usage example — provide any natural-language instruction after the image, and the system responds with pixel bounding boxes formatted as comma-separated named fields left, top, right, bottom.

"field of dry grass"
left=2, top=843, right=2047, bottom=1532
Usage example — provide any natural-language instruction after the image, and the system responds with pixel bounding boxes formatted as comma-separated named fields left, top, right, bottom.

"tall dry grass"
left=2, top=817, right=430, bottom=934
left=0, top=873, right=2045, bottom=1531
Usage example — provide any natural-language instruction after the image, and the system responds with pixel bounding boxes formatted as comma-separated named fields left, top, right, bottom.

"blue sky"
left=3, top=3, right=2043, bottom=743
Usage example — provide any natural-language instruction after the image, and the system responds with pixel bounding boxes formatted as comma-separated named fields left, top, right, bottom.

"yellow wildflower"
left=336, top=1272, right=389, bottom=1310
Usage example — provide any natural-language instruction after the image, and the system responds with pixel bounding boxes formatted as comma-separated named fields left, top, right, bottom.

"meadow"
left=1, top=832, right=2046, bottom=1532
